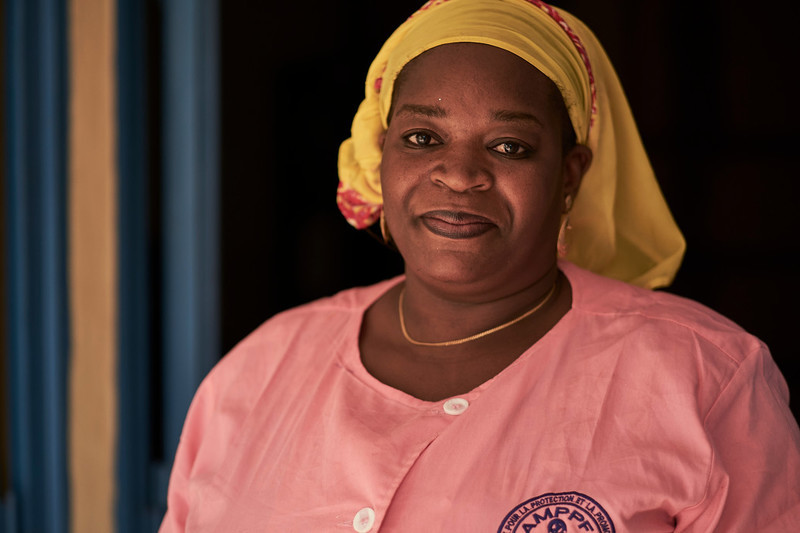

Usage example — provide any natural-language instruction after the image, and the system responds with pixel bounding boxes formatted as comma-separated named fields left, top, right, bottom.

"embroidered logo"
left=497, top=492, right=615, bottom=533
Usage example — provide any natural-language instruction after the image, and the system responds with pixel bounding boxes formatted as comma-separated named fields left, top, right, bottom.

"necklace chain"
left=398, top=282, right=558, bottom=347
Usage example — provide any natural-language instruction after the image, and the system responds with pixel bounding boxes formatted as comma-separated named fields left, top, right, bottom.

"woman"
left=160, top=1, right=800, bottom=531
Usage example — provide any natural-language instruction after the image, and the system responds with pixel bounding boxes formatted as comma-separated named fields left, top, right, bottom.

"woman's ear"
left=562, top=144, right=592, bottom=202
left=378, top=131, right=387, bottom=150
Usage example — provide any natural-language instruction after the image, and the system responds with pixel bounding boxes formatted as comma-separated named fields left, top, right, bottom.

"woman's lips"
left=420, top=210, right=495, bottom=239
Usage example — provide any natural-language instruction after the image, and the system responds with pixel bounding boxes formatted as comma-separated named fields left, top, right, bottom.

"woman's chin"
left=404, top=252, right=514, bottom=297
left=401, top=241, right=558, bottom=300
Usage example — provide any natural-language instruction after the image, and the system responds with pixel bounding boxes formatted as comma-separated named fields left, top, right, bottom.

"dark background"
left=219, top=1, right=799, bottom=415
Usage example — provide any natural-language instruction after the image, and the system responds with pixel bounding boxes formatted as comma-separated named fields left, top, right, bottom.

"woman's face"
left=380, top=43, right=591, bottom=300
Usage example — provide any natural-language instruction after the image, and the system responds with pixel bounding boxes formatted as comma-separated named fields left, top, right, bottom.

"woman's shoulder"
left=561, top=261, right=764, bottom=365
left=203, top=276, right=404, bottom=389
left=559, top=262, right=785, bottom=424
left=256, top=274, right=404, bottom=339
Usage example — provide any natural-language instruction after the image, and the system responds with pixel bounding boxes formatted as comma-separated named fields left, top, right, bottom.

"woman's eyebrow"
left=395, top=103, right=448, bottom=118
left=492, top=109, right=543, bottom=126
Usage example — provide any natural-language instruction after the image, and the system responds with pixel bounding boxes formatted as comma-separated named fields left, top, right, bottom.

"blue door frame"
left=160, top=0, right=221, bottom=471
left=3, top=0, right=69, bottom=532
left=116, top=0, right=220, bottom=531
left=116, top=0, right=157, bottom=529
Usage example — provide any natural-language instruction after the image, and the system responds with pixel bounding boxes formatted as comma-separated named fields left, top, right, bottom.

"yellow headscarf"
left=337, top=0, right=685, bottom=289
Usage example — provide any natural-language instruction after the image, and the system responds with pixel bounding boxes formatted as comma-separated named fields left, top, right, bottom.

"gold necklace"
left=398, top=282, right=558, bottom=347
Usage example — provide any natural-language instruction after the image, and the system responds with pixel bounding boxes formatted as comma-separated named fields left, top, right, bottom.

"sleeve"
left=677, top=345, right=800, bottom=531
left=158, top=377, right=218, bottom=533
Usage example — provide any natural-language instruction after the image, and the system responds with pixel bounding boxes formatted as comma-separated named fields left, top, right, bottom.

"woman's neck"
left=358, top=267, right=573, bottom=401
left=399, top=263, right=560, bottom=347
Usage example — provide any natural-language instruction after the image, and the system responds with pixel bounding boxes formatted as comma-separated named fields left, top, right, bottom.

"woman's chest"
left=184, top=356, right=711, bottom=532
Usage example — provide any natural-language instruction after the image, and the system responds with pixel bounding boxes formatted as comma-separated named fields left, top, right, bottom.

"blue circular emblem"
left=497, top=491, right=616, bottom=533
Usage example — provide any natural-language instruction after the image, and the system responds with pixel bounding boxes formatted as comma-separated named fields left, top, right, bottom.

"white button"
left=353, top=507, right=376, bottom=532
left=443, top=397, right=469, bottom=415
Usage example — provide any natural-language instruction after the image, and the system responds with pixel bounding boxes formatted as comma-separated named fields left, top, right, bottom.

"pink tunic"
left=160, top=262, right=800, bottom=532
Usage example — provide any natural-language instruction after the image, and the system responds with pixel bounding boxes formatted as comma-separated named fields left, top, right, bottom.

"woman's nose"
left=429, top=146, right=493, bottom=192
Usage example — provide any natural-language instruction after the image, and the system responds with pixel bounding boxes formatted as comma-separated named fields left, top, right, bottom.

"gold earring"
left=380, top=210, right=391, bottom=244
left=564, top=194, right=574, bottom=213
left=557, top=195, right=573, bottom=257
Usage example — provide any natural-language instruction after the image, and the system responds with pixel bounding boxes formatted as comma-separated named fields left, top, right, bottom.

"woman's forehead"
left=400, top=43, right=550, bottom=83
left=392, top=43, right=561, bottom=113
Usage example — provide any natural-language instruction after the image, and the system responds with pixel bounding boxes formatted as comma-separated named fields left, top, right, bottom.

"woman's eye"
left=491, top=141, right=528, bottom=156
left=405, top=132, right=437, bottom=146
